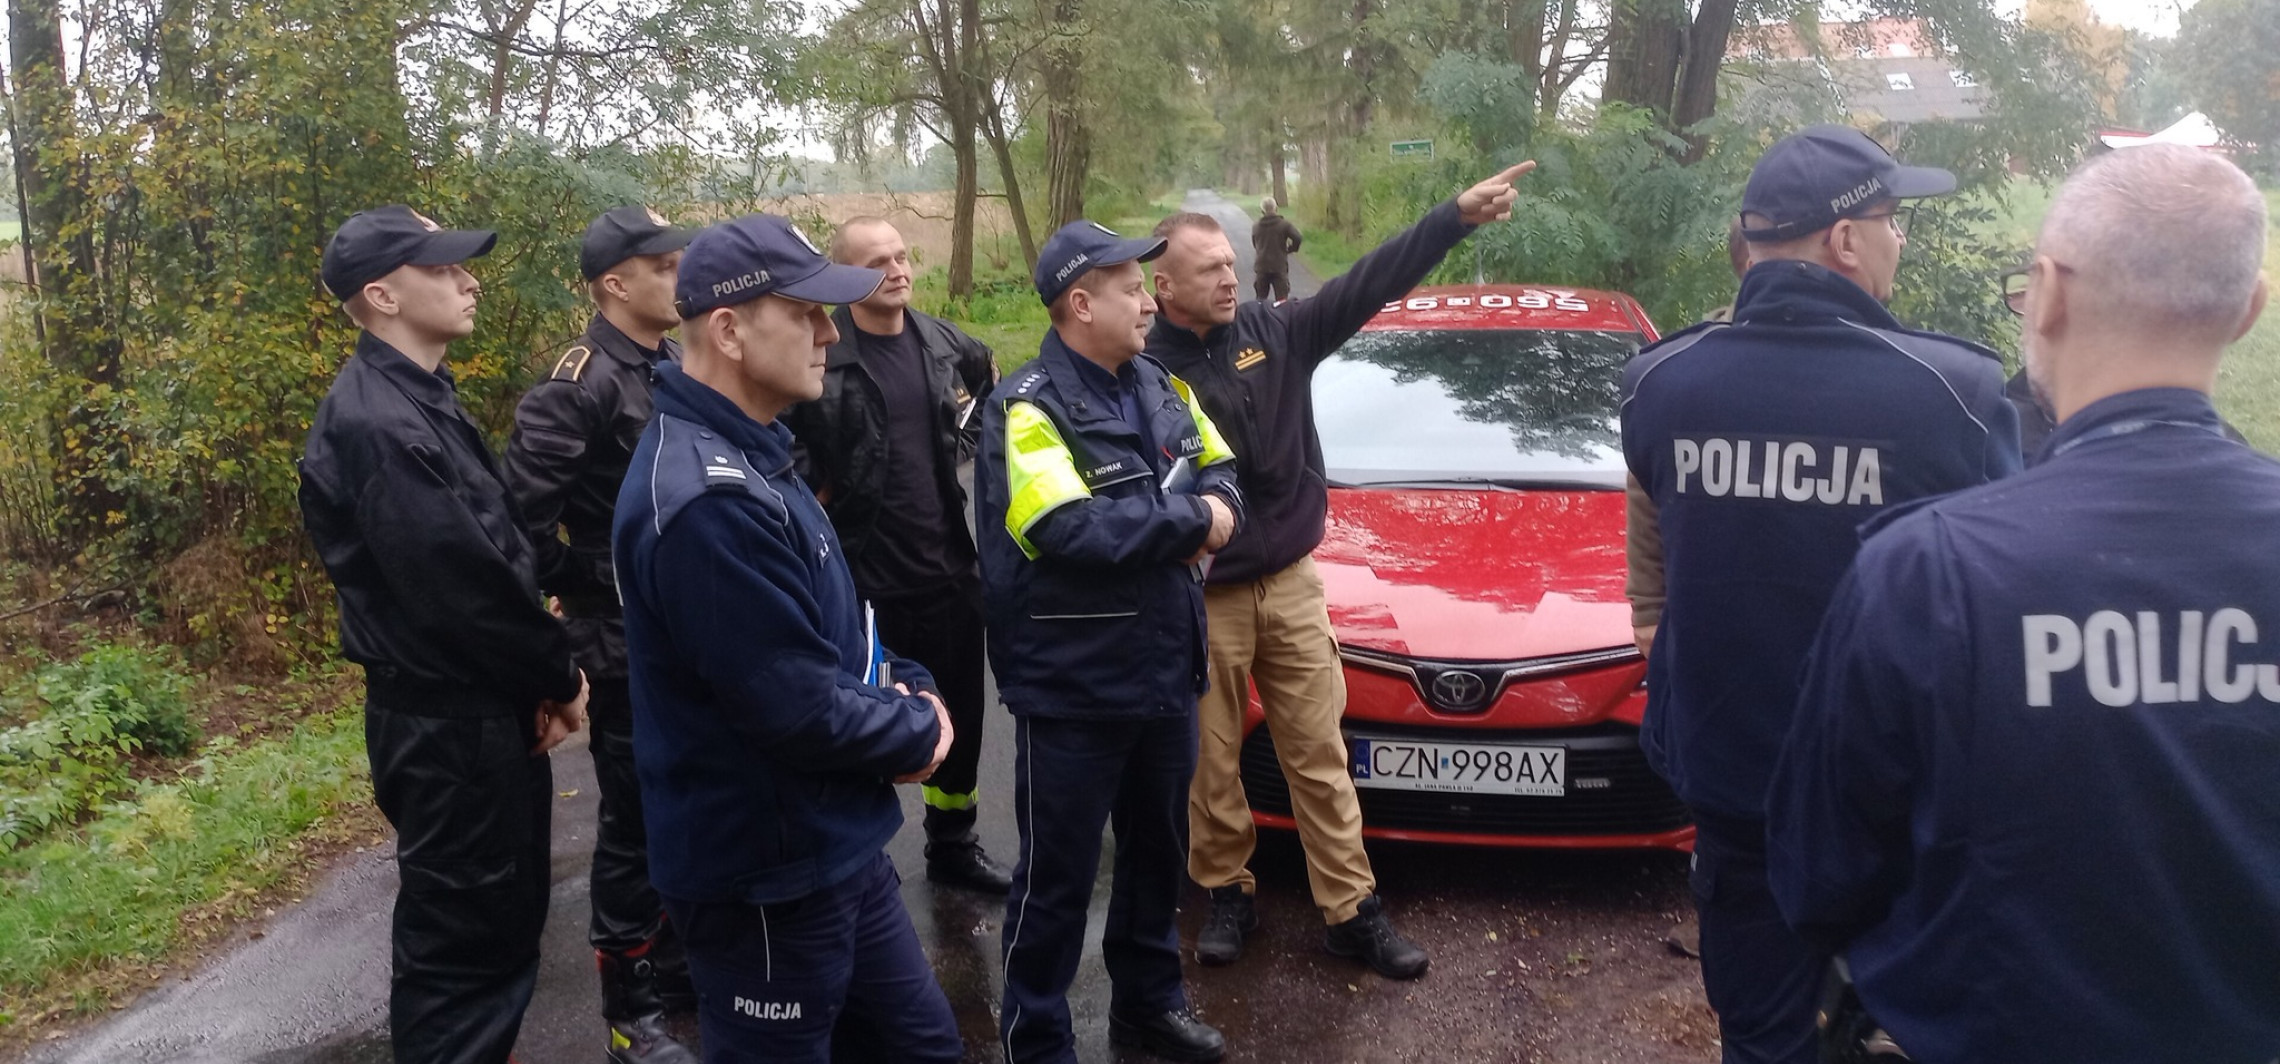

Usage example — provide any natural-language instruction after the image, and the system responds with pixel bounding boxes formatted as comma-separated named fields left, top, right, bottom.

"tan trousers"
left=1187, top=555, right=1375, bottom=924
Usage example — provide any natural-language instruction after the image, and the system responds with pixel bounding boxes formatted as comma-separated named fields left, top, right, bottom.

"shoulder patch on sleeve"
left=648, top=415, right=787, bottom=533
left=1006, top=364, right=1050, bottom=399
left=551, top=345, right=595, bottom=382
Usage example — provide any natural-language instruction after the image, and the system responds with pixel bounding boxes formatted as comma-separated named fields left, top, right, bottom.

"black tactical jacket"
left=299, top=332, right=581, bottom=714
left=504, top=314, right=678, bottom=678
left=782, top=306, right=995, bottom=594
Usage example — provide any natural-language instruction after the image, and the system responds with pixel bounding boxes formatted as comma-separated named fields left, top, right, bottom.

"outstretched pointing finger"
left=1485, top=160, right=1538, bottom=188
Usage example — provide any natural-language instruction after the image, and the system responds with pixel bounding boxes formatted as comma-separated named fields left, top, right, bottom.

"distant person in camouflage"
left=1250, top=198, right=1302, bottom=303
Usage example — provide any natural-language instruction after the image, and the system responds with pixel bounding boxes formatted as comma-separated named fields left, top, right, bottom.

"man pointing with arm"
left=1145, top=163, right=1535, bottom=978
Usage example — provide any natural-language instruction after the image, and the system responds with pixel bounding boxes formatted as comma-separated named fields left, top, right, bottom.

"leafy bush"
left=0, top=704, right=368, bottom=1019
left=0, top=644, right=198, bottom=848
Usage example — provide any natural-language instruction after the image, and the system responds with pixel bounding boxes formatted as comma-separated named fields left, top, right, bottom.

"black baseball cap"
left=580, top=205, right=696, bottom=281
left=673, top=214, right=884, bottom=319
left=1738, top=124, right=1956, bottom=242
left=1034, top=220, right=1167, bottom=307
left=321, top=206, right=497, bottom=301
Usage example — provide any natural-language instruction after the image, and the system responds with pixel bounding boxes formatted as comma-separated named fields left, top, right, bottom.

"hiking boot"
left=1194, top=886, right=1256, bottom=967
left=599, top=947, right=696, bottom=1063
left=1325, top=895, right=1429, bottom=980
left=925, top=831, right=1014, bottom=894
left=1108, top=1006, right=1226, bottom=1063
left=606, top=1012, right=697, bottom=1064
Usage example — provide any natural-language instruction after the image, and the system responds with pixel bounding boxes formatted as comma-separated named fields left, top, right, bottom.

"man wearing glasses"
left=1618, top=124, right=2022, bottom=1063
left=1998, top=267, right=2249, bottom=459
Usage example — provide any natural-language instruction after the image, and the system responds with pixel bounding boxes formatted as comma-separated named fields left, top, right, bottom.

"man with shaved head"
left=784, top=215, right=1010, bottom=893
left=1769, top=144, right=2280, bottom=1062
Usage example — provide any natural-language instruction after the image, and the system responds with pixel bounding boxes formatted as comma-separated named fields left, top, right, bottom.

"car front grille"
left=1240, top=721, right=1690, bottom=837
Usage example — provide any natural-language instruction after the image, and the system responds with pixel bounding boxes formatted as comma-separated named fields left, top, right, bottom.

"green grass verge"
left=0, top=700, right=369, bottom=1023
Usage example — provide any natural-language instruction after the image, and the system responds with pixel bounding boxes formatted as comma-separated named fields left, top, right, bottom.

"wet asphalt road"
left=24, top=192, right=1713, bottom=1064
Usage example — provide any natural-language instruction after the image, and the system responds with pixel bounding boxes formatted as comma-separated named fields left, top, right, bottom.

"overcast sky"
left=1998, top=0, right=2191, bottom=36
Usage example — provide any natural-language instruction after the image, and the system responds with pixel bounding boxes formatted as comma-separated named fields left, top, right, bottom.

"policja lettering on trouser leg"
left=613, top=213, right=961, bottom=1064
left=503, top=204, right=700, bottom=1063
left=664, top=854, right=961, bottom=1064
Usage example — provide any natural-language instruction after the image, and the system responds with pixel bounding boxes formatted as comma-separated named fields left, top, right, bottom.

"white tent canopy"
left=2101, top=111, right=2225, bottom=150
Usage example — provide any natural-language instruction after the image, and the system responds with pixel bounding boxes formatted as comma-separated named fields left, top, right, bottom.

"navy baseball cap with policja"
left=1034, top=220, right=1166, bottom=307
left=675, top=213, right=884, bottom=319
left=581, top=204, right=695, bottom=281
left=321, top=205, right=497, bottom=301
left=1739, top=124, right=1956, bottom=242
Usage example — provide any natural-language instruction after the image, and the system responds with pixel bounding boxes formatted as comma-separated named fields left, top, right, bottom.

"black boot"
left=1194, top=886, right=1256, bottom=967
left=649, top=916, right=696, bottom=1014
left=1109, top=1006, right=1226, bottom=1063
left=924, top=809, right=1013, bottom=893
left=1325, top=895, right=1430, bottom=980
left=599, top=948, right=698, bottom=1064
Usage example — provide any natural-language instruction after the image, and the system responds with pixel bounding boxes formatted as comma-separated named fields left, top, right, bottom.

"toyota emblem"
left=1428, top=669, right=1490, bottom=710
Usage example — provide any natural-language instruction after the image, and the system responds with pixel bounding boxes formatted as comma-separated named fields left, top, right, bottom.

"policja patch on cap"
left=581, top=204, right=697, bottom=281
left=1033, top=220, right=1167, bottom=307
left=1738, top=124, right=1957, bottom=243
left=321, top=205, right=498, bottom=301
left=673, top=213, right=886, bottom=319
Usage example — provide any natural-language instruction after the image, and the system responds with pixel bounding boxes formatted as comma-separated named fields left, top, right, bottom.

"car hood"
left=1314, top=487, right=1632, bottom=661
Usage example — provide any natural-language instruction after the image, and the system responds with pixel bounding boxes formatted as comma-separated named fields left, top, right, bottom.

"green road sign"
left=1390, top=139, right=1434, bottom=159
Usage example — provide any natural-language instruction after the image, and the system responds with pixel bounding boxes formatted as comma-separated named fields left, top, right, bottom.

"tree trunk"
left=1509, top=0, right=1547, bottom=83
left=979, top=92, right=1038, bottom=269
left=485, top=0, right=541, bottom=119
left=1671, top=0, right=1738, bottom=159
left=1043, top=0, right=1090, bottom=228
left=10, top=0, right=125, bottom=536
left=1603, top=0, right=1685, bottom=117
left=938, top=0, right=978, bottom=297
left=535, top=0, right=570, bottom=135
left=1270, top=142, right=1289, bottom=208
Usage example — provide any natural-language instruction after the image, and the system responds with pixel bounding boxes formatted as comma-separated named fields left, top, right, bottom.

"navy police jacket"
left=613, top=363, right=941, bottom=904
left=976, top=331, right=1243, bottom=718
left=1768, top=389, right=2280, bottom=1063
left=1620, top=261, right=2022, bottom=823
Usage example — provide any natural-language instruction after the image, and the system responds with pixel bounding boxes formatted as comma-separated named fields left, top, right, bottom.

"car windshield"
left=1313, top=328, right=1639, bottom=489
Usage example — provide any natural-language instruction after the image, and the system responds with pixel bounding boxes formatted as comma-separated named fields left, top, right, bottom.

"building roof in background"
left=2100, top=112, right=2225, bottom=149
left=1728, top=18, right=1987, bottom=125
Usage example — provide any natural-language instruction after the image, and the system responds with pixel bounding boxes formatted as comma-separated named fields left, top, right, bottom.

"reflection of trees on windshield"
left=1334, top=330, right=1636, bottom=462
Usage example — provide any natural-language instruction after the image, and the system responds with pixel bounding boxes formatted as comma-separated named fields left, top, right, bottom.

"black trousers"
left=366, top=698, right=551, bottom=1064
left=999, top=712, right=1197, bottom=1064
left=662, top=854, right=962, bottom=1063
left=1691, top=810, right=1828, bottom=1064
left=587, top=676, right=666, bottom=957
left=1254, top=270, right=1290, bottom=302
left=872, top=575, right=987, bottom=836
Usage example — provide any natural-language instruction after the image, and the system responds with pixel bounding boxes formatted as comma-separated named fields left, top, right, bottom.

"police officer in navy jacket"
left=978, top=221, right=1244, bottom=1064
left=1619, top=125, right=2022, bottom=1062
left=612, top=214, right=960, bottom=1063
left=1771, top=145, right=2280, bottom=1063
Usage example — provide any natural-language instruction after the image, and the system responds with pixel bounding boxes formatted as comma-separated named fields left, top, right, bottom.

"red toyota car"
left=1239, top=284, right=1694, bottom=851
